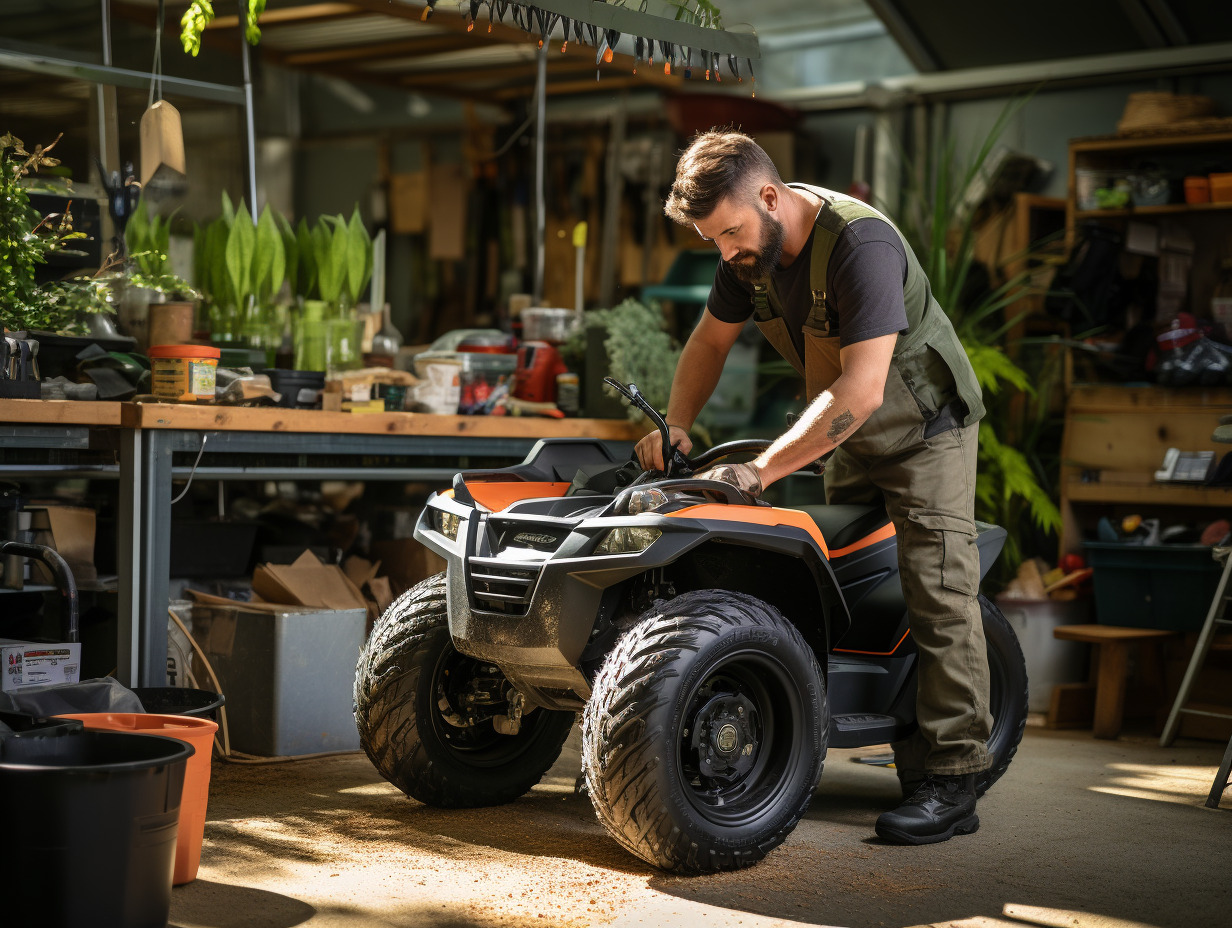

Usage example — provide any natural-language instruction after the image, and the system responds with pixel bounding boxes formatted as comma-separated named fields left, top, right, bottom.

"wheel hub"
left=690, top=691, right=759, bottom=779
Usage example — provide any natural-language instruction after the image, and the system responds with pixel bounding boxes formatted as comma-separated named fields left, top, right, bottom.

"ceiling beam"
left=770, top=41, right=1232, bottom=110
left=1141, top=0, right=1190, bottom=45
left=864, top=0, right=939, bottom=72
left=493, top=76, right=648, bottom=101
left=1117, top=0, right=1170, bottom=48
left=282, top=34, right=476, bottom=66
left=397, top=58, right=597, bottom=88
left=207, top=3, right=367, bottom=30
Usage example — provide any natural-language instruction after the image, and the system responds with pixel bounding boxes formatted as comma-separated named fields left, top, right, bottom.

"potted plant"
left=124, top=197, right=199, bottom=349
left=565, top=297, right=681, bottom=420
left=0, top=132, right=105, bottom=335
left=291, top=206, right=372, bottom=371
left=193, top=192, right=286, bottom=352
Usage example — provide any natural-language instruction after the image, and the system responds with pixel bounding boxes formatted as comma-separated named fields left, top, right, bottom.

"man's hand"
left=697, top=461, right=763, bottom=498
left=636, top=425, right=692, bottom=471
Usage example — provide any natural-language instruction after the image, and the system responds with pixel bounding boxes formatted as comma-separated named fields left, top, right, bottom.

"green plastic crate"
left=1083, top=542, right=1223, bottom=632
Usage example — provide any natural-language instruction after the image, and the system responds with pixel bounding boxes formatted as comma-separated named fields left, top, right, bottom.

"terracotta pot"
left=148, top=301, right=196, bottom=349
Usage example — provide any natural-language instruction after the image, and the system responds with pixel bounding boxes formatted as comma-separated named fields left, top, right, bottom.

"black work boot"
left=875, top=773, right=979, bottom=845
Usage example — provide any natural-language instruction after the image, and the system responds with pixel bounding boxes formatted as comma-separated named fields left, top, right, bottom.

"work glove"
left=697, top=462, right=763, bottom=498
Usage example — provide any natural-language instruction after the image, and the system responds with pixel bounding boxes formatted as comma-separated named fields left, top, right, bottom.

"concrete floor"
left=169, top=721, right=1231, bottom=928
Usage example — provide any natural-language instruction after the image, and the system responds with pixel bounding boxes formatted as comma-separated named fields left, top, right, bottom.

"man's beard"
left=728, top=212, right=785, bottom=283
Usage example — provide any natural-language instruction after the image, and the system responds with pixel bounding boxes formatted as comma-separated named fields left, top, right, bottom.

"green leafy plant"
left=181, top=0, right=266, bottom=57
left=569, top=298, right=681, bottom=421
left=0, top=132, right=109, bottom=334
left=896, top=99, right=1064, bottom=576
left=125, top=198, right=198, bottom=300
left=666, top=0, right=724, bottom=28
left=194, top=193, right=285, bottom=311
left=308, top=207, right=371, bottom=309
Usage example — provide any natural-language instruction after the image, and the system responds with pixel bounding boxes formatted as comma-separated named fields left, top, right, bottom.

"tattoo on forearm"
left=827, top=409, right=856, bottom=441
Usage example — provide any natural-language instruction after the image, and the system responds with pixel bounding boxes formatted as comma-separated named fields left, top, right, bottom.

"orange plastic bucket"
left=58, top=712, right=217, bottom=885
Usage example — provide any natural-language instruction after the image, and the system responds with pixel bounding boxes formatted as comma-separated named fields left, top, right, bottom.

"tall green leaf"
left=225, top=204, right=255, bottom=310
left=313, top=217, right=347, bottom=305
left=192, top=222, right=207, bottom=293
left=295, top=217, right=317, bottom=299
left=206, top=216, right=232, bottom=304
left=344, top=206, right=371, bottom=307
left=220, top=189, right=235, bottom=225
left=277, top=212, right=298, bottom=303
left=252, top=205, right=285, bottom=303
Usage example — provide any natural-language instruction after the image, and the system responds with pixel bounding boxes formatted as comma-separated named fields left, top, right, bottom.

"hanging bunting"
left=437, top=0, right=759, bottom=96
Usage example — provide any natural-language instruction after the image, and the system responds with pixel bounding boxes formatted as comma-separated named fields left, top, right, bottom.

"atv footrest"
left=830, top=713, right=904, bottom=749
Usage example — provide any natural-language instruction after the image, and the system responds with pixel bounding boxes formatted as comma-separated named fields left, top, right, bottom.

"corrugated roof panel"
left=260, top=16, right=445, bottom=53
left=357, top=42, right=540, bottom=74
left=874, top=0, right=1197, bottom=71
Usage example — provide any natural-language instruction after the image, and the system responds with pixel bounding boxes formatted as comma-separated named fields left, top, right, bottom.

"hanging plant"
left=181, top=0, right=267, bottom=56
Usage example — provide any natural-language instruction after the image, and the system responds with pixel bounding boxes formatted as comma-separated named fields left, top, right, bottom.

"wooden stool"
left=1050, top=624, right=1179, bottom=739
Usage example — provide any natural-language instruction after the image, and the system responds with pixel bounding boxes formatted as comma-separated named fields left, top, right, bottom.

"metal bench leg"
left=1207, top=734, right=1232, bottom=809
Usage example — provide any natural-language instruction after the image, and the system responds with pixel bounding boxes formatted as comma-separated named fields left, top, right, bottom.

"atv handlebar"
left=603, top=377, right=827, bottom=482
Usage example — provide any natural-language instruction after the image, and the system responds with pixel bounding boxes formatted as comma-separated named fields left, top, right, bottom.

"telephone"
left=1155, top=447, right=1215, bottom=483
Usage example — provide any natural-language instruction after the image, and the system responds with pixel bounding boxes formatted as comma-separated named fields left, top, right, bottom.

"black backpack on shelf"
left=1046, top=222, right=1132, bottom=329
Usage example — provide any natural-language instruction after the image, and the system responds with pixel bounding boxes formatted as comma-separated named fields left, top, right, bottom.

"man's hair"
left=664, top=129, right=782, bottom=225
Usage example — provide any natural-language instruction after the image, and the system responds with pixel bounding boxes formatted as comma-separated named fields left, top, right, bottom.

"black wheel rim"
left=674, top=650, right=806, bottom=827
left=428, top=638, right=547, bottom=767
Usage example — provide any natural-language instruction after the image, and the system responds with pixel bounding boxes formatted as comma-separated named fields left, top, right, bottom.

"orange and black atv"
left=354, top=379, right=1028, bottom=874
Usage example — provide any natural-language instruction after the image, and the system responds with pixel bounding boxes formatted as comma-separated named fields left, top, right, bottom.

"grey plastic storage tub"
left=189, top=602, right=365, bottom=756
left=0, top=728, right=192, bottom=928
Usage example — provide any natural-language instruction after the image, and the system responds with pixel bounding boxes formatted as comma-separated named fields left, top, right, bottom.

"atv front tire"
left=582, top=590, right=828, bottom=873
left=354, top=572, right=575, bottom=807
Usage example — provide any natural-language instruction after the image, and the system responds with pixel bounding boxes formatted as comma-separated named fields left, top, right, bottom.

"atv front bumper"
left=414, top=492, right=686, bottom=705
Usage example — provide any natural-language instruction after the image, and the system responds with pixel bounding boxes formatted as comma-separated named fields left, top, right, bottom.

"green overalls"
left=753, top=187, right=992, bottom=776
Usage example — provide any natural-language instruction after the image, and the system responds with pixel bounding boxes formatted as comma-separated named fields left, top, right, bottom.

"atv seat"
left=797, top=504, right=890, bottom=552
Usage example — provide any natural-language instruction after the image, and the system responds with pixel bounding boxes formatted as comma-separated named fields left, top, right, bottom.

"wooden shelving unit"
left=1059, top=385, right=1232, bottom=555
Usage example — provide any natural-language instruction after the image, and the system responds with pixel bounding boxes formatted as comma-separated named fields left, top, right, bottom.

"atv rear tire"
left=354, top=573, right=575, bottom=807
left=978, top=593, right=1029, bottom=796
left=582, top=590, right=827, bottom=874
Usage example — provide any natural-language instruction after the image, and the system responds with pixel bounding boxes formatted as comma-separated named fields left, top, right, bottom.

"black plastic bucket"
left=0, top=729, right=193, bottom=928
left=0, top=710, right=84, bottom=738
left=131, top=686, right=226, bottom=721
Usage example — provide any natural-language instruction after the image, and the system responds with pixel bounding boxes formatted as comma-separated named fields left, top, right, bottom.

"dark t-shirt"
left=708, top=215, right=910, bottom=361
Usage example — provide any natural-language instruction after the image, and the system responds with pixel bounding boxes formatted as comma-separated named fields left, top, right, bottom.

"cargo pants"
left=824, top=362, right=993, bottom=777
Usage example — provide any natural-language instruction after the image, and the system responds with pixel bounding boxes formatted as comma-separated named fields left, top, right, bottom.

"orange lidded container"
left=148, top=344, right=220, bottom=402
left=1184, top=176, right=1210, bottom=204
left=1209, top=173, right=1232, bottom=204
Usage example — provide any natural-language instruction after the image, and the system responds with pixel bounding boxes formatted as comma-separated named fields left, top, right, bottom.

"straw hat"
left=1117, top=91, right=1217, bottom=134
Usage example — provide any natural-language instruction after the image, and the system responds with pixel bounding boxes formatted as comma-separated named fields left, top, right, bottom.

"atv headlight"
left=435, top=510, right=462, bottom=541
left=595, top=526, right=661, bottom=555
left=625, top=487, right=669, bottom=515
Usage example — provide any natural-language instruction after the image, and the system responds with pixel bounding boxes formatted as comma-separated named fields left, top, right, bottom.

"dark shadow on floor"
left=169, top=879, right=316, bottom=928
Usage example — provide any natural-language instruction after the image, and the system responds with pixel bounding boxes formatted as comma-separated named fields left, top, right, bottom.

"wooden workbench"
left=119, top=401, right=645, bottom=439
left=1, top=398, right=645, bottom=686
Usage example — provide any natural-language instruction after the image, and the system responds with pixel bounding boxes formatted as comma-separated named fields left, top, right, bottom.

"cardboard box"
left=28, top=505, right=97, bottom=584
left=370, top=538, right=446, bottom=597
left=251, top=550, right=369, bottom=612
left=1, top=638, right=82, bottom=692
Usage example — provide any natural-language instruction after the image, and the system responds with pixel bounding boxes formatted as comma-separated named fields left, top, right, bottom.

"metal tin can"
left=555, top=372, right=579, bottom=416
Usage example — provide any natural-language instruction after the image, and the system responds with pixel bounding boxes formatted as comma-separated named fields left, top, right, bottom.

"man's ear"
left=760, top=182, right=779, bottom=212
